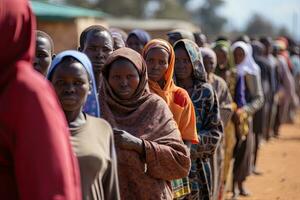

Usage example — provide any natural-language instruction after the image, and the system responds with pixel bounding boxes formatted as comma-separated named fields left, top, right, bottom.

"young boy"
left=78, top=25, right=114, bottom=90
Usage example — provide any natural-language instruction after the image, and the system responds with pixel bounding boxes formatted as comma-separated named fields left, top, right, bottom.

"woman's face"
left=126, top=35, right=144, bottom=54
left=233, top=47, right=245, bottom=65
left=214, top=48, right=228, bottom=67
left=51, top=60, right=90, bottom=112
left=174, top=47, right=193, bottom=80
left=145, top=47, right=169, bottom=83
left=203, top=55, right=215, bottom=74
left=108, top=59, right=140, bottom=100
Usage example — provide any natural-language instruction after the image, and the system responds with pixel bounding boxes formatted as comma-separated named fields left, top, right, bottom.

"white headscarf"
left=231, top=41, right=260, bottom=76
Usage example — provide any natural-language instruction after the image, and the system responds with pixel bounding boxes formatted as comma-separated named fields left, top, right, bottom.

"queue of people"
left=1, top=0, right=300, bottom=200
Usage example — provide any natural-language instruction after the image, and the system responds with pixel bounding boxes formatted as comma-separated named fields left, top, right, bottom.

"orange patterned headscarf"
left=143, top=39, right=198, bottom=144
left=142, top=39, right=177, bottom=104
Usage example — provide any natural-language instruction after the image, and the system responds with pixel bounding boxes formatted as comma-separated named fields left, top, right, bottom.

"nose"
left=120, top=78, right=128, bottom=87
left=96, top=49, right=105, bottom=58
left=150, top=61, right=159, bottom=70
left=64, top=83, right=75, bottom=94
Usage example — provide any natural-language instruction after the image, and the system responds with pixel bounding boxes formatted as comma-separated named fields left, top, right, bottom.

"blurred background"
left=31, top=0, right=300, bottom=52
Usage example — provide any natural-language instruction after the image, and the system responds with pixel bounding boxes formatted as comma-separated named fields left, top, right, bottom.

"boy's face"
left=81, top=31, right=114, bottom=74
left=34, top=36, right=52, bottom=76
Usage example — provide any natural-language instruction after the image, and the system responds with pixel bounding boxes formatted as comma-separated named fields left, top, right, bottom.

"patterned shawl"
left=174, top=39, right=223, bottom=200
left=100, top=47, right=191, bottom=199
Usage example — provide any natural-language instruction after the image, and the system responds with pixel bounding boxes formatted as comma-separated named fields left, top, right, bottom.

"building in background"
left=31, top=1, right=200, bottom=52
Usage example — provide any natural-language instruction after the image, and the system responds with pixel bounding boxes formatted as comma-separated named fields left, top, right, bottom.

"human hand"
left=113, top=128, right=144, bottom=154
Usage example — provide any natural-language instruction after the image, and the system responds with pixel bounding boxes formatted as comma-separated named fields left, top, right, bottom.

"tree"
left=153, top=0, right=191, bottom=20
left=244, top=14, right=276, bottom=37
left=191, top=0, right=227, bottom=36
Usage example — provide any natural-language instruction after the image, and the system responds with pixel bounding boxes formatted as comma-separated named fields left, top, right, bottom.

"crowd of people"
left=1, top=0, right=300, bottom=200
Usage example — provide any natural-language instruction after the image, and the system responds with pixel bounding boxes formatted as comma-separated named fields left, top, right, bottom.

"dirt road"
left=235, top=111, right=300, bottom=200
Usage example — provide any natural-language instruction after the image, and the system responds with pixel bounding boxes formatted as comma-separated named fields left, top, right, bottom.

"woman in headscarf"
left=212, top=40, right=236, bottom=94
left=126, top=29, right=151, bottom=54
left=100, top=47, right=191, bottom=200
left=251, top=41, right=273, bottom=174
left=201, top=47, right=234, bottom=200
left=47, top=50, right=120, bottom=200
left=212, top=40, right=245, bottom=196
left=173, top=39, right=223, bottom=200
left=231, top=41, right=264, bottom=198
left=143, top=39, right=198, bottom=199
left=0, top=0, right=81, bottom=199
left=272, top=41, right=299, bottom=134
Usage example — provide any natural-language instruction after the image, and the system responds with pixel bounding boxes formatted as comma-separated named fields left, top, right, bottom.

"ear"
left=52, top=54, right=56, bottom=60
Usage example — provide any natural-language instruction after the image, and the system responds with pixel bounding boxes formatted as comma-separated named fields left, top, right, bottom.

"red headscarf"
left=0, top=1, right=81, bottom=199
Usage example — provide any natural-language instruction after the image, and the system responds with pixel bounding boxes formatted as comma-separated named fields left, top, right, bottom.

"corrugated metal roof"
left=30, top=1, right=108, bottom=21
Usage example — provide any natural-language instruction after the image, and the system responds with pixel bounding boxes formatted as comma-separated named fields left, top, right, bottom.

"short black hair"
left=36, top=30, right=54, bottom=55
left=79, top=25, right=113, bottom=50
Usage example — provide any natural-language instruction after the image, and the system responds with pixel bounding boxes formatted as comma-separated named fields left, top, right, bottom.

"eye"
left=127, top=74, right=135, bottom=79
left=88, top=47, right=96, bottom=51
left=55, top=80, right=64, bottom=86
left=159, top=60, right=166, bottom=65
left=146, top=58, right=153, bottom=63
left=112, top=75, right=120, bottom=80
left=37, top=53, right=48, bottom=58
left=74, top=81, right=84, bottom=86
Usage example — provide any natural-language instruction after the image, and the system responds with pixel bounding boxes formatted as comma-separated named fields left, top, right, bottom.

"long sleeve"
left=235, top=74, right=247, bottom=108
left=177, top=97, right=198, bottom=144
left=212, top=75, right=234, bottom=126
left=13, top=78, right=81, bottom=200
left=143, top=119, right=191, bottom=181
left=243, top=73, right=264, bottom=115
left=192, top=84, right=223, bottom=159
left=103, top=132, right=120, bottom=200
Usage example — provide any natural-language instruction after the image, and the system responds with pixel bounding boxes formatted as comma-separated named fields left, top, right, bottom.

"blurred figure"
left=167, top=29, right=195, bottom=45
left=109, top=27, right=128, bottom=43
left=126, top=29, right=151, bottom=54
left=33, top=30, right=55, bottom=76
left=201, top=47, right=233, bottom=200
left=193, top=32, right=208, bottom=47
left=111, top=31, right=126, bottom=50
left=212, top=40, right=238, bottom=196
left=0, top=0, right=81, bottom=199
left=259, top=37, right=280, bottom=140
left=290, top=46, right=300, bottom=98
left=251, top=40, right=273, bottom=174
left=272, top=41, right=298, bottom=134
left=231, top=41, right=264, bottom=199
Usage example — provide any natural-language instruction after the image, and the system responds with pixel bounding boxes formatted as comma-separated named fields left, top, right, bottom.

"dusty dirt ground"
left=226, top=111, right=300, bottom=200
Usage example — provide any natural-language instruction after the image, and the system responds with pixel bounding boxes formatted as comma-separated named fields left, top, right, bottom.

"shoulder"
left=86, top=114, right=113, bottom=134
left=85, top=114, right=113, bottom=144
left=173, top=87, right=191, bottom=107
left=144, top=93, right=174, bottom=117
